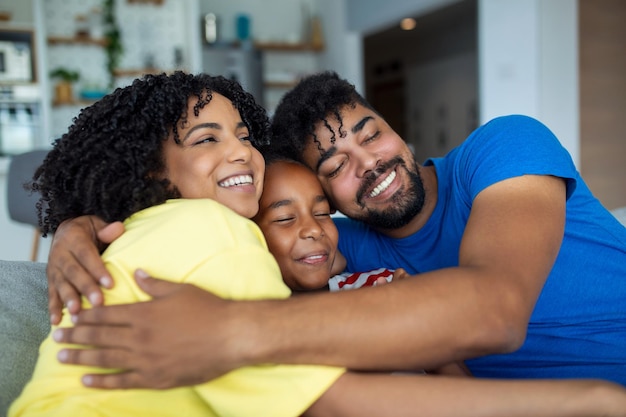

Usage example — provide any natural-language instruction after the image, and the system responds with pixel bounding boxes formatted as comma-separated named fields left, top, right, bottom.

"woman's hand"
left=47, top=216, right=125, bottom=324
left=53, top=271, right=247, bottom=389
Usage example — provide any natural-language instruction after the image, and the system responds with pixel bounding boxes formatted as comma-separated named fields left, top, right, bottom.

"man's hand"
left=53, top=270, right=249, bottom=389
left=47, top=216, right=124, bottom=324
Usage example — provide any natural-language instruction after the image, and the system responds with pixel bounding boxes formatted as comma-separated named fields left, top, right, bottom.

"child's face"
left=161, top=93, right=265, bottom=219
left=253, top=161, right=340, bottom=291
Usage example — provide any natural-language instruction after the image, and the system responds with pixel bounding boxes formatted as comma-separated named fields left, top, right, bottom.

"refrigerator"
left=202, top=47, right=264, bottom=107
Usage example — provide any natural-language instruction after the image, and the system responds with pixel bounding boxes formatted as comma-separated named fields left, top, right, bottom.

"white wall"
left=538, top=0, right=579, bottom=167
left=478, top=0, right=579, bottom=166
left=315, top=0, right=362, bottom=90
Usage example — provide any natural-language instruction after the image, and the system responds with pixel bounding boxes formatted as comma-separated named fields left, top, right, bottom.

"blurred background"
left=0, top=0, right=624, bottom=261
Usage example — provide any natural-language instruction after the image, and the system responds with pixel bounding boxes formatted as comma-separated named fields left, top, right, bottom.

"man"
left=50, top=71, right=626, bottom=389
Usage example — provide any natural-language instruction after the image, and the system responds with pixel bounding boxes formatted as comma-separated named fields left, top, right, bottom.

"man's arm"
left=245, top=174, right=565, bottom=369
left=55, top=174, right=565, bottom=388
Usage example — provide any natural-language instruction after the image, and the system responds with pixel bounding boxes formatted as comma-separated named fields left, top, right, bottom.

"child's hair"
left=32, top=71, right=270, bottom=236
left=256, top=143, right=298, bottom=168
left=269, top=71, right=374, bottom=163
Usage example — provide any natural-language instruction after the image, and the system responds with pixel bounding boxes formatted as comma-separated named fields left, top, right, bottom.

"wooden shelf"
left=48, top=36, right=108, bottom=47
left=112, top=68, right=167, bottom=78
left=254, top=41, right=323, bottom=52
left=52, top=99, right=96, bottom=107
left=264, top=81, right=298, bottom=89
left=127, top=0, right=164, bottom=4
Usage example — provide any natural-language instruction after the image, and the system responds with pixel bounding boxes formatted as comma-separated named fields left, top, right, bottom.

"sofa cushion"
left=0, top=260, right=49, bottom=415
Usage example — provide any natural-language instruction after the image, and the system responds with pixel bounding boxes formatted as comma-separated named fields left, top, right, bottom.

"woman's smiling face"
left=161, top=92, right=265, bottom=219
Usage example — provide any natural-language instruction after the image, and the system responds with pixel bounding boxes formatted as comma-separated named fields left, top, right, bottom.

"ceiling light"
left=400, top=18, right=416, bottom=30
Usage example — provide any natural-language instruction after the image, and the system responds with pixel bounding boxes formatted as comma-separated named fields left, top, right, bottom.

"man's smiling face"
left=301, top=103, right=425, bottom=231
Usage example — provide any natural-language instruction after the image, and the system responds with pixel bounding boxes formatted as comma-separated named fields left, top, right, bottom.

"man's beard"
left=353, top=156, right=425, bottom=230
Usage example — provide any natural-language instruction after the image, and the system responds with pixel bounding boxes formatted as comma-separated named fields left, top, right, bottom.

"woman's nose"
left=226, top=136, right=252, bottom=163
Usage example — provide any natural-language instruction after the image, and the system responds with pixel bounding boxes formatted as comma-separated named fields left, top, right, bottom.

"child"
left=252, top=152, right=402, bottom=293
left=253, top=155, right=468, bottom=376
left=13, top=72, right=626, bottom=417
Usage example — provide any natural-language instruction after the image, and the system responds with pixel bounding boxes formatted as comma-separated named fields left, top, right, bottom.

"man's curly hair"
left=32, top=71, right=269, bottom=236
left=270, top=71, right=374, bottom=164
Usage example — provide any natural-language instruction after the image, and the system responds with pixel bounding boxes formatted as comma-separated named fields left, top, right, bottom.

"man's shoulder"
left=462, top=115, right=551, bottom=151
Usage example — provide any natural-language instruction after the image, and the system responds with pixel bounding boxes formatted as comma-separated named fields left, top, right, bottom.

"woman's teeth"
left=369, top=170, right=396, bottom=197
left=220, top=175, right=253, bottom=188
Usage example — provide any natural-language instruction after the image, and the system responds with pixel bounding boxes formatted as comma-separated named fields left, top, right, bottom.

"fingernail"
left=53, top=329, right=63, bottom=342
left=135, top=268, right=149, bottom=279
left=50, top=314, right=59, bottom=324
left=66, top=300, right=76, bottom=311
left=71, top=315, right=78, bottom=324
left=99, top=276, right=112, bottom=288
left=89, top=292, right=101, bottom=305
left=57, top=349, right=68, bottom=362
left=82, top=375, right=93, bottom=386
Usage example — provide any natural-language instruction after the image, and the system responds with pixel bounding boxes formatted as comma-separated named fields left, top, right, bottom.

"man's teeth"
left=220, top=175, right=253, bottom=187
left=369, top=170, right=396, bottom=197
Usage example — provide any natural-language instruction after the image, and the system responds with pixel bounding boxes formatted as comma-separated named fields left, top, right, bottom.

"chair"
left=6, top=149, right=49, bottom=261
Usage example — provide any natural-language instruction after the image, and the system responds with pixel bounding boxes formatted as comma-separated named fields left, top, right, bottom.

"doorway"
left=363, top=0, right=478, bottom=163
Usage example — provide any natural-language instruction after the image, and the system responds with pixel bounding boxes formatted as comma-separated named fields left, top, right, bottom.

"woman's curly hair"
left=269, top=71, right=374, bottom=164
left=32, top=71, right=269, bottom=236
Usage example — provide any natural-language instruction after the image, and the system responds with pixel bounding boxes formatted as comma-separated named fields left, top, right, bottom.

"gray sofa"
left=2, top=208, right=626, bottom=415
left=0, top=261, right=48, bottom=414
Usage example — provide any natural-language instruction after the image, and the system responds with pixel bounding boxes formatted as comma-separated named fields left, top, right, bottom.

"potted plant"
left=50, top=68, right=80, bottom=104
left=103, top=0, right=123, bottom=89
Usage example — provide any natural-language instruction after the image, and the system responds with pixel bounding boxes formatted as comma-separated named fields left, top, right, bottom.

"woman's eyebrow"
left=182, top=122, right=221, bottom=142
left=181, top=121, right=247, bottom=143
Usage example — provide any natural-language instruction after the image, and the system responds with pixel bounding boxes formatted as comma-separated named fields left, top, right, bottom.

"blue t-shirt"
left=336, top=115, right=626, bottom=384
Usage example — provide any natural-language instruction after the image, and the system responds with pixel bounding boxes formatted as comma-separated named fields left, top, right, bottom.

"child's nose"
left=300, top=219, right=325, bottom=240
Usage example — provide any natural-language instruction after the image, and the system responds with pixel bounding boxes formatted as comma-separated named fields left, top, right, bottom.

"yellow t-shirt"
left=10, top=199, right=345, bottom=417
